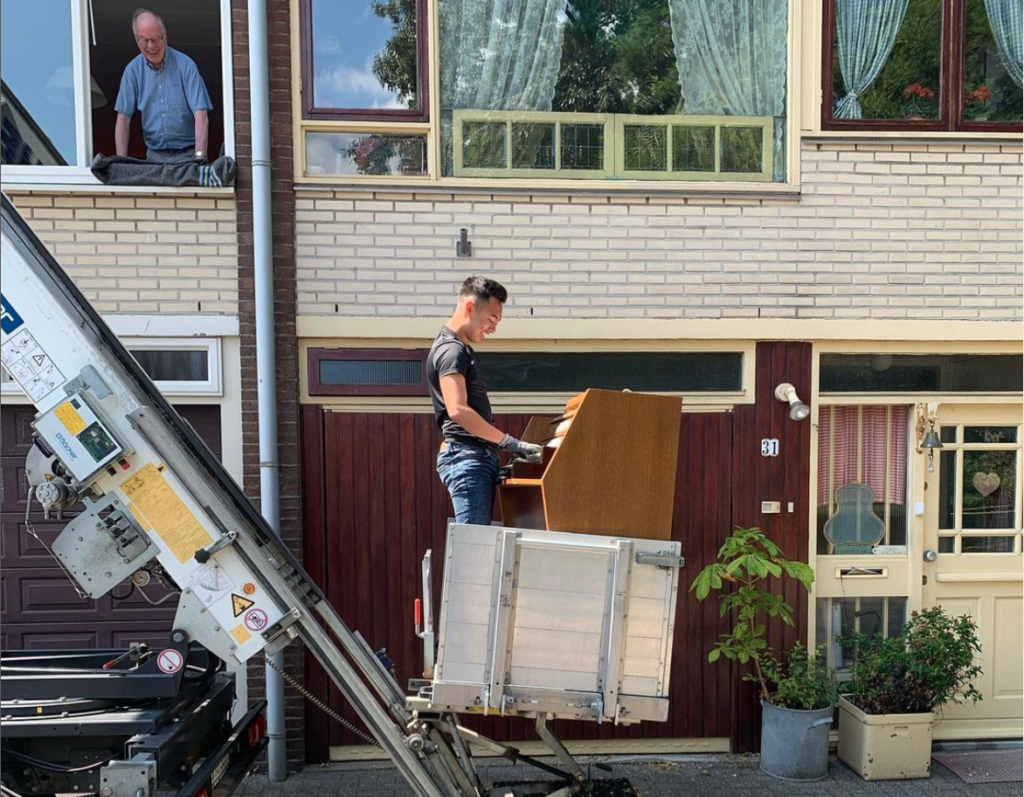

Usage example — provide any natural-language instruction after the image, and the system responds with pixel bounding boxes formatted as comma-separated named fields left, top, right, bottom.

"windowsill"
left=1, top=167, right=236, bottom=195
left=294, top=178, right=802, bottom=199
left=2, top=181, right=235, bottom=196
left=804, top=130, right=1022, bottom=141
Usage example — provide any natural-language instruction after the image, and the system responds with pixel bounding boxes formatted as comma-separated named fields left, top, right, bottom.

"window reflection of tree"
left=552, top=0, right=681, bottom=115
left=371, top=0, right=420, bottom=108
left=344, top=135, right=424, bottom=176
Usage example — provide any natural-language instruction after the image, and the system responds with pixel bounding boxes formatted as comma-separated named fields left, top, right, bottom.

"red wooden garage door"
left=301, top=406, right=736, bottom=759
left=0, top=404, right=221, bottom=651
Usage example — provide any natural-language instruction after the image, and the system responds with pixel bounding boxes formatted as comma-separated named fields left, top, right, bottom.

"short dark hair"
left=458, top=276, right=507, bottom=305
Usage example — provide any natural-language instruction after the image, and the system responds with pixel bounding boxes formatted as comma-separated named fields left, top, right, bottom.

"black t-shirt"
left=426, top=327, right=496, bottom=449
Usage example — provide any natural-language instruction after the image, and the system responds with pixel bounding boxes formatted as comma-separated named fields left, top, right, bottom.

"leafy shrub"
left=839, top=607, right=983, bottom=715
left=762, top=642, right=837, bottom=711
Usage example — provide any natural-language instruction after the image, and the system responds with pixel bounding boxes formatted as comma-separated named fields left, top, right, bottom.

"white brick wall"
left=296, top=140, right=1023, bottom=321
left=9, top=194, right=239, bottom=315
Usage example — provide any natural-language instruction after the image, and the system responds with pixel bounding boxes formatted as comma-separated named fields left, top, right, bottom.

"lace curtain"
left=439, top=0, right=567, bottom=111
left=667, top=0, right=788, bottom=180
left=832, top=0, right=911, bottom=120
left=984, top=0, right=1024, bottom=88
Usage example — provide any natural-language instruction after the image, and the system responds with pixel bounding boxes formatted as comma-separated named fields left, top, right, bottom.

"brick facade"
left=231, top=0, right=305, bottom=771
left=6, top=193, right=238, bottom=314
left=294, top=141, right=1023, bottom=322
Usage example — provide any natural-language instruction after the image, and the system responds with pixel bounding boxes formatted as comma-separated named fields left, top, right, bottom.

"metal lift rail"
left=0, top=194, right=645, bottom=797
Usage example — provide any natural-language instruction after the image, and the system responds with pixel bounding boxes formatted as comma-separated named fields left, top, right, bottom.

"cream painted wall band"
left=296, top=316, right=1023, bottom=344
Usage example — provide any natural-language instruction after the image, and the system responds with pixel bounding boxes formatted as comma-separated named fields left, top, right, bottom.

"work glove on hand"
left=499, top=433, right=543, bottom=463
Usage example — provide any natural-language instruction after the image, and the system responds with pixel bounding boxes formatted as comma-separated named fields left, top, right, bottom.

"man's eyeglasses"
left=136, top=35, right=165, bottom=46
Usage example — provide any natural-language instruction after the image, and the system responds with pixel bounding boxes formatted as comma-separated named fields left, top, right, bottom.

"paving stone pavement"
left=236, top=753, right=1024, bottom=797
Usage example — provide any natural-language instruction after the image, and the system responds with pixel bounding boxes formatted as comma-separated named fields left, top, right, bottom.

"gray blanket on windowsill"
left=91, top=154, right=236, bottom=187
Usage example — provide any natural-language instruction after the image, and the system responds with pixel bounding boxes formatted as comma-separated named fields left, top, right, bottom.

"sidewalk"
left=236, top=753, right=1023, bottom=797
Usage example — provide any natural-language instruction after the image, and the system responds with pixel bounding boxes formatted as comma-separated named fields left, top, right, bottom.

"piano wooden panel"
left=499, top=389, right=682, bottom=540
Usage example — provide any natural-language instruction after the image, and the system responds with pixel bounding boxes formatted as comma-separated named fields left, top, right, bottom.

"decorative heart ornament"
left=972, top=472, right=1001, bottom=498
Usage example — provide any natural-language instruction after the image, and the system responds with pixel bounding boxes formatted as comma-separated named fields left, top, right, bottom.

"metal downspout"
left=247, top=0, right=287, bottom=782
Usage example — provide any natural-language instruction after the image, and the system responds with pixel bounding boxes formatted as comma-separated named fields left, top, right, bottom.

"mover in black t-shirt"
left=426, top=277, right=542, bottom=525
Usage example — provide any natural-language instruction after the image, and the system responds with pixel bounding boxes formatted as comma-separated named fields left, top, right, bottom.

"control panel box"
left=34, top=393, right=124, bottom=482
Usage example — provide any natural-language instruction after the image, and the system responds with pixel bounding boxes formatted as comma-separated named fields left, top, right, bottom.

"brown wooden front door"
left=300, top=342, right=812, bottom=761
left=300, top=407, right=737, bottom=760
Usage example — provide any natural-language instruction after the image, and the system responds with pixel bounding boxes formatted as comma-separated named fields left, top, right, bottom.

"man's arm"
left=194, top=110, right=209, bottom=159
left=439, top=374, right=504, bottom=445
left=115, top=113, right=132, bottom=157
left=439, top=374, right=543, bottom=460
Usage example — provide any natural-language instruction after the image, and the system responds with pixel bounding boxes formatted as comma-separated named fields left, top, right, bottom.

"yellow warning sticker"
left=126, top=502, right=152, bottom=530
left=120, top=463, right=213, bottom=563
left=54, top=401, right=87, bottom=435
left=231, top=624, right=252, bottom=645
left=232, top=594, right=255, bottom=617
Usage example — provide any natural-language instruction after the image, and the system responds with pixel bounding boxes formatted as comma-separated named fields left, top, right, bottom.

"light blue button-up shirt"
left=114, top=47, right=213, bottom=152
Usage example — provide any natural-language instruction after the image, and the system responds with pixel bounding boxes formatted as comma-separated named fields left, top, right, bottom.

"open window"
left=1, top=0, right=233, bottom=183
left=89, top=1, right=227, bottom=161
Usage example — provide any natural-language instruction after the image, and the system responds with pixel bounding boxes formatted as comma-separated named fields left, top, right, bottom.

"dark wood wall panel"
left=301, top=406, right=739, bottom=761
left=1, top=404, right=222, bottom=652
left=730, top=342, right=813, bottom=753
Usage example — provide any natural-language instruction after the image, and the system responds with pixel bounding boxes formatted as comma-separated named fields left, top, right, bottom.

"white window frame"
left=1, top=0, right=235, bottom=188
left=1, top=337, right=222, bottom=397
left=126, top=337, right=223, bottom=396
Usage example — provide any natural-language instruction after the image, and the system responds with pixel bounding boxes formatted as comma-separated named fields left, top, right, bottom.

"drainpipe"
left=247, top=0, right=287, bottom=782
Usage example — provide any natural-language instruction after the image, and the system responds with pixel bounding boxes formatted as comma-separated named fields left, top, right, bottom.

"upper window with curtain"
left=438, top=0, right=789, bottom=182
left=300, top=0, right=429, bottom=121
left=822, top=0, right=1023, bottom=132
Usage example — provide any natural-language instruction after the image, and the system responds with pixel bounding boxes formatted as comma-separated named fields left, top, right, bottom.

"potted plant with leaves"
left=836, top=607, right=983, bottom=781
left=691, top=527, right=833, bottom=781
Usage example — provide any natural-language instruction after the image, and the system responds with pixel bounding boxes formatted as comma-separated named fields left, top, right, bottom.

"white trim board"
left=107, top=315, right=240, bottom=337
left=296, top=317, right=1023, bottom=344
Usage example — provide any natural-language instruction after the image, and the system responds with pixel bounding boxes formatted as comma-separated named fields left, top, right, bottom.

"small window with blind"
left=308, top=348, right=428, bottom=396
left=817, top=405, right=910, bottom=556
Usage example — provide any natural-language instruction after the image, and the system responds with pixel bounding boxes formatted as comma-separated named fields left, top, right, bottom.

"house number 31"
left=761, top=438, right=780, bottom=457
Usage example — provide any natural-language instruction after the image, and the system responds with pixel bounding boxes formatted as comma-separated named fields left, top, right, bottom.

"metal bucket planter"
left=760, top=699, right=833, bottom=781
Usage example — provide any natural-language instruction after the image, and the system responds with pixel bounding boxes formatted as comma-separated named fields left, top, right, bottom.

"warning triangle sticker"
left=232, top=594, right=255, bottom=617
left=32, top=355, right=46, bottom=366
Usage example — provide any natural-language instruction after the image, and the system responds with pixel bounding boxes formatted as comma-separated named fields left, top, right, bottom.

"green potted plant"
left=691, top=527, right=833, bottom=781
left=837, top=607, right=983, bottom=781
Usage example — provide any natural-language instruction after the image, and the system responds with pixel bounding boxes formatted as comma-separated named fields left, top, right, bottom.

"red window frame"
left=299, top=0, right=430, bottom=122
left=308, top=348, right=429, bottom=397
left=821, top=0, right=1022, bottom=133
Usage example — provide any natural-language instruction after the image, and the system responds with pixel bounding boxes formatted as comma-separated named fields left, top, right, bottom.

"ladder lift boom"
left=0, top=193, right=464, bottom=797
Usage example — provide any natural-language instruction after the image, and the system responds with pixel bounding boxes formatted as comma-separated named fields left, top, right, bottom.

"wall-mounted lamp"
left=774, top=383, right=810, bottom=422
left=916, top=402, right=943, bottom=473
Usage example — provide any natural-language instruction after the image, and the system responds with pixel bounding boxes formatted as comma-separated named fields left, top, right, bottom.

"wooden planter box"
left=837, top=696, right=934, bottom=780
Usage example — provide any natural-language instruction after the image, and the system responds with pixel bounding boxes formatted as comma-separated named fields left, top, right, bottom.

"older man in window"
left=114, top=9, right=213, bottom=164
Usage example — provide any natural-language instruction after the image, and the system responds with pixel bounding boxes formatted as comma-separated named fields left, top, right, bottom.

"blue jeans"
left=437, top=443, right=500, bottom=526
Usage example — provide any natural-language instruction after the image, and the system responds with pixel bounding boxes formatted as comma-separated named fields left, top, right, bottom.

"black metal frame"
left=1, top=642, right=266, bottom=797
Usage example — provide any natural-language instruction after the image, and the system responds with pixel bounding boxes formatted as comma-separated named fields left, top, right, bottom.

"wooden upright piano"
left=498, top=389, right=682, bottom=540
